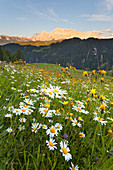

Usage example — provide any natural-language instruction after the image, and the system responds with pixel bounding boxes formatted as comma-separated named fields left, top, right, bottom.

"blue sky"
left=0, top=0, right=113, bottom=37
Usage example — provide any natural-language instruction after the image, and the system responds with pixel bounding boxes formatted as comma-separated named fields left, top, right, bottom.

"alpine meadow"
left=0, top=61, right=113, bottom=169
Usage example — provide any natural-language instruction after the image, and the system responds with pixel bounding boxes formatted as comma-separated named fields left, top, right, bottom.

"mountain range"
left=0, top=28, right=101, bottom=46
left=1, top=28, right=113, bottom=71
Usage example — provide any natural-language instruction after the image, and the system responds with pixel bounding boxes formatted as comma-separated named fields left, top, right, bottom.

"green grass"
left=0, top=62, right=113, bottom=170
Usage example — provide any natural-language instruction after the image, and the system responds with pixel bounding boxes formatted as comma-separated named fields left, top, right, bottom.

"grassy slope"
left=0, top=62, right=113, bottom=169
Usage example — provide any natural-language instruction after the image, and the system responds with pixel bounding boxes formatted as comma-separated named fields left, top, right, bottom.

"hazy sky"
left=0, top=0, right=113, bottom=37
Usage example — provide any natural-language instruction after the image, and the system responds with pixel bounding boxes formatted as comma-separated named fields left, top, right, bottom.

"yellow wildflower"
left=83, top=71, right=88, bottom=76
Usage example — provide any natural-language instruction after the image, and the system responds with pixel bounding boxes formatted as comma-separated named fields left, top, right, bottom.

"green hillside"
left=2, top=37, right=113, bottom=70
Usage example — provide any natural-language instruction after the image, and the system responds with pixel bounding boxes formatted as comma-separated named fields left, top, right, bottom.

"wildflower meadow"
left=0, top=62, right=113, bottom=169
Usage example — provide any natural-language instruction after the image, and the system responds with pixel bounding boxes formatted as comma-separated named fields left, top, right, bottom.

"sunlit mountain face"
left=0, top=28, right=101, bottom=45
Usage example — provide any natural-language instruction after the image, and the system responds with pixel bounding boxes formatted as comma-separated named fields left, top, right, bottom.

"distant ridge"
left=0, top=35, right=31, bottom=45
left=0, top=28, right=101, bottom=46
left=31, top=28, right=101, bottom=41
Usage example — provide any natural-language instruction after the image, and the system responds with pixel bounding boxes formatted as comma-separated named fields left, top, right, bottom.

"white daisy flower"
left=19, top=118, right=26, bottom=122
left=31, top=124, right=38, bottom=133
left=70, top=162, right=79, bottom=170
left=30, top=89, right=39, bottom=93
left=39, top=108, right=48, bottom=115
left=79, top=132, right=85, bottom=138
left=19, top=102, right=25, bottom=107
left=76, top=107, right=83, bottom=113
left=82, top=110, right=89, bottom=114
left=11, top=87, right=16, bottom=90
left=20, top=108, right=29, bottom=114
left=13, top=109, right=22, bottom=115
left=93, top=116, right=107, bottom=125
left=8, top=106, right=14, bottom=112
left=18, top=125, right=25, bottom=131
left=55, top=123, right=63, bottom=131
left=107, top=117, right=113, bottom=121
left=93, top=112, right=98, bottom=116
left=48, top=119, right=53, bottom=123
left=71, top=118, right=81, bottom=127
left=32, top=118, right=36, bottom=122
left=5, top=114, right=12, bottom=118
left=46, top=126, right=58, bottom=137
left=24, top=109, right=32, bottom=115
left=42, top=124, right=47, bottom=129
left=60, top=140, right=72, bottom=161
left=6, top=127, right=13, bottom=133
left=46, top=89, right=54, bottom=98
left=21, top=104, right=31, bottom=109
left=46, top=138, right=57, bottom=150
left=41, top=88, right=48, bottom=95
left=49, top=84, right=67, bottom=98
left=24, top=98, right=34, bottom=105
left=44, top=110, right=55, bottom=118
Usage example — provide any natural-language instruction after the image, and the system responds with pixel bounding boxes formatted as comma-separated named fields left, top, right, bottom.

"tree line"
left=0, top=46, right=24, bottom=62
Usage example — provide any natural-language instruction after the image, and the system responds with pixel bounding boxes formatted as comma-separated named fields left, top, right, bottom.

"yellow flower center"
left=49, top=142, right=53, bottom=147
left=57, top=126, right=60, bottom=129
left=33, top=128, right=37, bottom=131
left=54, top=89, right=59, bottom=93
left=98, top=118, right=102, bottom=121
left=20, top=128, right=22, bottom=130
left=43, top=90, right=47, bottom=93
left=22, top=109, right=26, bottom=112
left=49, top=92, right=52, bottom=95
left=79, top=133, right=84, bottom=137
left=62, top=147, right=67, bottom=155
left=77, top=108, right=81, bottom=111
left=9, top=130, right=12, bottom=133
left=43, top=125, right=46, bottom=128
left=10, top=108, right=13, bottom=110
left=72, top=167, right=75, bottom=170
left=75, top=122, right=78, bottom=124
left=16, top=110, right=19, bottom=112
left=50, top=127, right=55, bottom=133
left=43, top=109, right=48, bottom=112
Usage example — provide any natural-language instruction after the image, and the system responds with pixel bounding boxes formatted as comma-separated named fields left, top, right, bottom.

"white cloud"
left=82, top=14, right=113, bottom=21
left=26, top=1, right=74, bottom=25
left=93, top=29, right=111, bottom=35
left=93, top=29, right=113, bottom=38
left=17, top=17, right=27, bottom=21
left=39, top=8, right=74, bottom=24
left=104, top=0, right=113, bottom=11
